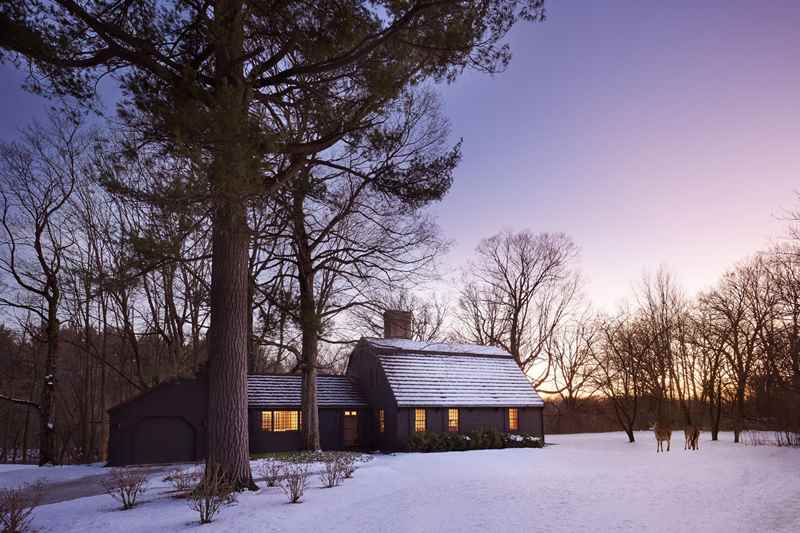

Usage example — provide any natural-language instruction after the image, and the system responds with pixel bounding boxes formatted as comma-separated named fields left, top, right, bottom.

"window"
left=344, top=410, right=357, bottom=417
left=261, top=410, right=301, bottom=432
left=447, top=408, right=460, bottom=432
left=414, top=408, right=426, bottom=432
left=378, top=409, right=385, bottom=433
left=260, top=411, right=272, bottom=432
left=508, top=408, right=519, bottom=432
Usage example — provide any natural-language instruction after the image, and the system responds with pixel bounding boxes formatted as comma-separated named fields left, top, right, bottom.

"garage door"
left=133, top=417, right=196, bottom=464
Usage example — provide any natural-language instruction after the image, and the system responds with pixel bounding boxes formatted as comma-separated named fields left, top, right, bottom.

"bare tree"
left=457, top=230, right=580, bottom=386
left=590, top=312, right=650, bottom=443
left=538, top=314, right=597, bottom=409
left=0, top=117, right=87, bottom=464
left=700, top=257, right=775, bottom=442
left=255, top=90, right=454, bottom=449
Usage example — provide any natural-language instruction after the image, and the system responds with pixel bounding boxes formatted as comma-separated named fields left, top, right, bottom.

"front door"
left=343, top=410, right=359, bottom=447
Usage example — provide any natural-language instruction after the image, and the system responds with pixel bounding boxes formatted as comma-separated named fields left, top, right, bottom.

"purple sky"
left=1, top=1, right=799, bottom=310
left=433, top=0, right=800, bottom=310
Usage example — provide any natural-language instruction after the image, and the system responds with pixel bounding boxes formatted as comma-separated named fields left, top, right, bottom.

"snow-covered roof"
left=247, top=375, right=367, bottom=408
left=365, top=338, right=512, bottom=357
left=375, top=352, right=544, bottom=407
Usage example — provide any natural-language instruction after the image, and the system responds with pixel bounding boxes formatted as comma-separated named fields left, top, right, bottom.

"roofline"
left=396, top=403, right=545, bottom=408
left=248, top=404, right=368, bottom=409
left=247, top=372, right=353, bottom=378
left=364, top=338, right=514, bottom=359
left=108, top=377, right=199, bottom=414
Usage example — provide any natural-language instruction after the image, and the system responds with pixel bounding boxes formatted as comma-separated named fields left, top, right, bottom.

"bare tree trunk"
left=733, top=386, right=745, bottom=443
left=39, top=305, right=59, bottom=466
left=710, top=383, right=722, bottom=441
left=293, top=184, right=321, bottom=451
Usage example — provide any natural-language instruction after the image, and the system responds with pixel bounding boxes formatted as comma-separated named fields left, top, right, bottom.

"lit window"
left=261, top=410, right=300, bottom=432
left=344, top=410, right=357, bottom=417
left=260, top=411, right=272, bottom=432
left=379, top=409, right=385, bottom=433
left=448, top=408, right=460, bottom=432
left=414, top=409, right=426, bottom=432
left=508, top=408, right=519, bottom=431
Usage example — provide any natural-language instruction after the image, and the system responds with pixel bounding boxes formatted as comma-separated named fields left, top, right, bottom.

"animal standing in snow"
left=654, top=422, right=672, bottom=453
left=684, top=425, right=700, bottom=450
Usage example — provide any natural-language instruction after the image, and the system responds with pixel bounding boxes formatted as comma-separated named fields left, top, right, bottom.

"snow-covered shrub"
left=280, top=464, right=309, bottom=503
left=339, top=455, right=357, bottom=479
left=257, top=460, right=285, bottom=487
left=775, top=430, right=800, bottom=448
left=166, top=468, right=202, bottom=494
left=100, top=468, right=148, bottom=510
left=0, top=481, right=43, bottom=533
left=188, top=464, right=235, bottom=524
left=319, top=457, right=343, bottom=488
left=505, top=433, right=543, bottom=448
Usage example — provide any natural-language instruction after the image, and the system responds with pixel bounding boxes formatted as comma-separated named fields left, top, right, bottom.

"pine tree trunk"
left=205, top=0, right=255, bottom=491
left=207, top=201, right=255, bottom=490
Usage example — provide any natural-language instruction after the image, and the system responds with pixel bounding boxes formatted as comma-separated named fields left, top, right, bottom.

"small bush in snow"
left=319, top=457, right=343, bottom=488
left=100, top=468, right=148, bottom=510
left=0, top=481, right=43, bottom=533
left=256, top=460, right=285, bottom=487
left=339, top=455, right=356, bottom=479
left=188, top=464, right=235, bottom=524
left=280, top=464, right=309, bottom=503
left=775, top=430, right=800, bottom=448
left=166, top=468, right=202, bottom=494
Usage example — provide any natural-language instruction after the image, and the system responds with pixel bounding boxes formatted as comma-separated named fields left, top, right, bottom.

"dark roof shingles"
left=247, top=375, right=367, bottom=408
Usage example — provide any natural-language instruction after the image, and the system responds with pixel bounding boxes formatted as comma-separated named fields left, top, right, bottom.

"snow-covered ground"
left=0, top=463, right=105, bottom=490
left=10, top=432, right=800, bottom=533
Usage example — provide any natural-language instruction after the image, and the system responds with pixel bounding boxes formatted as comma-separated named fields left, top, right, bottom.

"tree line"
left=454, top=231, right=800, bottom=444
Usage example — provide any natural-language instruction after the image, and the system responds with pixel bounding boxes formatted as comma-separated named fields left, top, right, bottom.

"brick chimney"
left=383, top=310, right=413, bottom=339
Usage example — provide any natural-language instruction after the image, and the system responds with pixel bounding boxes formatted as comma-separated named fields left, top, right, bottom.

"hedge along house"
left=347, top=311, right=545, bottom=451
left=107, top=310, right=544, bottom=465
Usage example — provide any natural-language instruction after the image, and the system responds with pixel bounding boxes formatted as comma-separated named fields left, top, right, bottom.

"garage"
left=133, top=416, right=197, bottom=464
left=107, top=378, right=207, bottom=466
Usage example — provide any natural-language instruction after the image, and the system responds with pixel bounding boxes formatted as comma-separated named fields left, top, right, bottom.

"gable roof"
left=365, top=338, right=511, bottom=358
left=247, top=375, right=367, bottom=408
left=363, top=338, right=544, bottom=407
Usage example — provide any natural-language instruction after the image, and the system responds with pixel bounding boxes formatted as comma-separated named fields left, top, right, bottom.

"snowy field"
left=8, top=431, right=800, bottom=533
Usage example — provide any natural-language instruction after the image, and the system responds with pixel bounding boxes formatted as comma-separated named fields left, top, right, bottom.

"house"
left=107, top=311, right=544, bottom=465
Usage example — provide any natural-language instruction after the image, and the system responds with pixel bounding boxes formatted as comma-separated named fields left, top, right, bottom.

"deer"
left=684, top=425, right=700, bottom=451
left=655, top=421, right=672, bottom=453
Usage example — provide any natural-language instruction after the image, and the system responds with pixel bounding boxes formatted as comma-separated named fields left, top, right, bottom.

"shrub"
left=319, top=457, right=343, bottom=488
left=188, top=464, right=235, bottom=524
left=100, top=468, right=148, bottom=510
left=165, top=468, right=202, bottom=494
left=0, top=481, right=43, bottom=533
left=338, top=455, right=356, bottom=479
left=775, top=430, right=800, bottom=448
left=408, top=428, right=542, bottom=453
left=506, top=432, right=543, bottom=448
left=256, top=460, right=285, bottom=487
left=280, top=464, right=309, bottom=503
